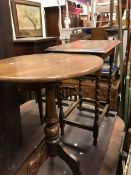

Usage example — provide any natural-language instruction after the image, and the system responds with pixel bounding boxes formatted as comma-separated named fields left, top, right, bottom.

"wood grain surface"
left=0, top=53, right=103, bottom=83
left=47, top=40, right=121, bottom=54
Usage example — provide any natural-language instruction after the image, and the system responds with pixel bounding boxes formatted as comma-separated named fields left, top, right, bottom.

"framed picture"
left=11, top=0, right=43, bottom=37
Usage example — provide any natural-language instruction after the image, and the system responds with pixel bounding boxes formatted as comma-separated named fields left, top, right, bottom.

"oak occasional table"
left=46, top=40, right=121, bottom=114
left=0, top=53, right=103, bottom=175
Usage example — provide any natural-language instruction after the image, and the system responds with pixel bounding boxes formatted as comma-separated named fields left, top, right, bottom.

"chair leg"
left=36, top=89, right=44, bottom=125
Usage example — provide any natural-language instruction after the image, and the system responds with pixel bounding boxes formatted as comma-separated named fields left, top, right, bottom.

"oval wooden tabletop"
left=0, top=53, right=103, bottom=83
left=47, top=40, right=121, bottom=54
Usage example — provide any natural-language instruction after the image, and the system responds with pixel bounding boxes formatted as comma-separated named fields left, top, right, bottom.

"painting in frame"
left=11, top=0, right=43, bottom=38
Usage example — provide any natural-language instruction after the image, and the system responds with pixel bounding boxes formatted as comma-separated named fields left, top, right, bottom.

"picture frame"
left=11, top=0, right=43, bottom=38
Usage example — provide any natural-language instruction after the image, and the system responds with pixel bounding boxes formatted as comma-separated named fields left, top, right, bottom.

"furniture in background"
left=46, top=40, right=121, bottom=142
left=46, top=40, right=120, bottom=107
left=91, top=27, right=108, bottom=40
left=62, top=78, right=120, bottom=111
left=70, top=27, right=120, bottom=111
left=13, top=37, right=57, bottom=56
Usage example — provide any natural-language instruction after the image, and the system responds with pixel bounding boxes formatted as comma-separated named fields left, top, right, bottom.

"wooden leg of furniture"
left=57, top=85, right=65, bottom=136
left=106, top=51, right=114, bottom=116
left=57, top=84, right=78, bottom=136
left=36, top=88, right=44, bottom=125
left=78, top=77, right=82, bottom=110
left=57, top=71, right=103, bottom=146
left=58, top=142, right=80, bottom=175
left=44, top=83, right=80, bottom=175
left=27, top=83, right=80, bottom=175
left=93, top=71, right=101, bottom=146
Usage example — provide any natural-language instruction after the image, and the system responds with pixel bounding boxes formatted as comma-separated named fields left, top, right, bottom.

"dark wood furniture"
left=62, top=78, right=120, bottom=111
left=0, top=53, right=103, bottom=175
left=46, top=40, right=121, bottom=145
left=13, top=37, right=57, bottom=56
left=90, top=29, right=119, bottom=111
left=91, top=27, right=108, bottom=40
left=46, top=39, right=121, bottom=111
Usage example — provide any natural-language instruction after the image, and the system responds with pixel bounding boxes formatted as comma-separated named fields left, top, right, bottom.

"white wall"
left=42, top=0, right=65, bottom=7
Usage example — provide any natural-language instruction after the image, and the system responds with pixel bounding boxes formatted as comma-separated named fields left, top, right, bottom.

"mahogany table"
left=46, top=40, right=121, bottom=113
left=0, top=53, right=103, bottom=175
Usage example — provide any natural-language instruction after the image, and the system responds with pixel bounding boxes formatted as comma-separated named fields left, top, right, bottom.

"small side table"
left=46, top=40, right=121, bottom=114
left=0, top=53, right=103, bottom=175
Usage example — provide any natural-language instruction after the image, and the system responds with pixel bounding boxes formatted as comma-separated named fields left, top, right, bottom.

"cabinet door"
left=45, top=7, right=60, bottom=37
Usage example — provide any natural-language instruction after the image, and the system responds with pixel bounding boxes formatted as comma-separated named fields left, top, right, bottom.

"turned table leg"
left=44, top=83, right=81, bottom=175
left=44, top=83, right=59, bottom=157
